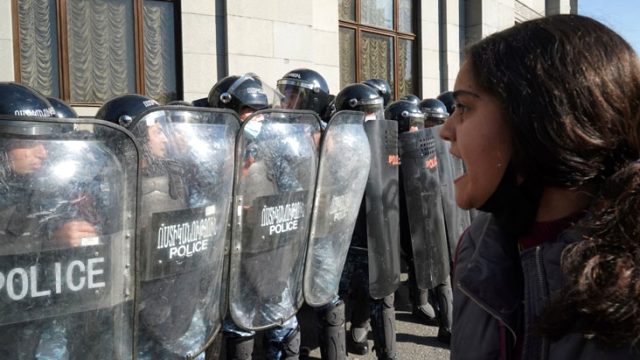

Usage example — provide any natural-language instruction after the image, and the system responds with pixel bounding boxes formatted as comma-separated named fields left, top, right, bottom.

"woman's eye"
left=453, top=103, right=466, bottom=113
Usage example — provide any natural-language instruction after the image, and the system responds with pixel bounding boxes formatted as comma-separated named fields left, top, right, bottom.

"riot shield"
left=0, top=116, right=137, bottom=359
left=364, top=119, right=401, bottom=299
left=303, top=111, right=371, bottom=307
left=399, top=129, right=450, bottom=290
left=431, top=125, right=472, bottom=257
left=130, top=106, right=239, bottom=359
left=229, top=109, right=321, bottom=330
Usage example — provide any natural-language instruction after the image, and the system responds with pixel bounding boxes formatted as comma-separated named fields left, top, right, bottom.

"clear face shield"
left=221, top=73, right=285, bottom=117
left=404, top=112, right=425, bottom=133
left=355, top=97, right=385, bottom=121
left=276, top=78, right=317, bottom=110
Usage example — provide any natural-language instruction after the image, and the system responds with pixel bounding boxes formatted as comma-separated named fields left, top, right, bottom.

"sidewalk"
left=298, top=279, right=451, bottom=360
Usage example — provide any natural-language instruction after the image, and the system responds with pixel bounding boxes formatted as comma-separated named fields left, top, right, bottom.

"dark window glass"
left=361, top=0, right=393, bottom=30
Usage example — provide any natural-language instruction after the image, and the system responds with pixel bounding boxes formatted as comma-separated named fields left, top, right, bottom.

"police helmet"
left=334, top=83, right=385, bottom=121
left=400, top=94, right=420, bottom=105
left=419, top=98, right=449, bottom=127
left=362, top=78, right=391, bottom=107
left=385, top=100, right=424, bottom=133
left=95, top=94, right=159, bottom=128
left=0, top=82, right=56, bottom=119
left=208, top=73, right=271, bottom=113
left=48, top=97, right=78, bottom=118
left=0, top=82, right=64, bottom=139
left=436, top=91, right=455, bottom=115
left=277, top=68, right=330, bottom=114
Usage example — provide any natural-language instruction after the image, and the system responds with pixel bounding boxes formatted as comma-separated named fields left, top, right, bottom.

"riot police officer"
left=277, top=68, right=331, bottom=116
left=277, top=68, right=349, bottom=360
left=418, top=98, right=448, bottom=127
left=419, top=97, right=472, bottom=344
left=209, top=74, right=303, bottom=360
left=335, top=83, right=399, bottom=360
left=384, top=99, right=435, bottom=323
left=98, top=94, right=220, bottom=359
left=0, top=83, right=131, bottom=359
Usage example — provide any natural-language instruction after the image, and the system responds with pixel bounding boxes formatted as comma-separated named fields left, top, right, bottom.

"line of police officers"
left=0, top=71, right=470, bottom=359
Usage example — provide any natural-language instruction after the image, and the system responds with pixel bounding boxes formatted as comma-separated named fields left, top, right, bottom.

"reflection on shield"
left=399, top=128, right=449, bottom=290
left=130, top=107, right=239, bottom=358
left=364, top=119, right=402, bottom=300
left=0, top=116, right=137, bottom=359
left=229, top=109, right=321, bottom=331
left=303, top=111, right=371, bottom=307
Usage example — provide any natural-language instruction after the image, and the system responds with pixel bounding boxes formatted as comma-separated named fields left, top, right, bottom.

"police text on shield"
left=0, top=257, right=105, bottom=301
left=261, top=201, right=305, bottom=235
left=156, top=216, right=216, bottom=259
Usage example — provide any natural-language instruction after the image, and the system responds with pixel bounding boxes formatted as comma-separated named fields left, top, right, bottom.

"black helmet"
left=277, top=68, right=330, bottom=114
left=400, top=94, right=420, bottom=105
left=362, top=78, right=391, bottom=107
left=95, top=94, right=159, bottom=128
left=0, top=82, right=56, bottom=118
left=419, top=98, right=449, bottom=127
left=208, top=73, right=275, bottom=112
left=436, top=91, right=455, bottom=115
left=335, top=83, right=385, bottom=121
left=47, top=97, right=78, bottom=118
left=384, top=100, right=424, bottom=133
left=0, top=83, right=68, bottom=154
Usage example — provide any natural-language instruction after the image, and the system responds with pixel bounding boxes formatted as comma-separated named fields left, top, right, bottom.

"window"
left=339, top=0, right=418, bottom=100
left=13, top=0, right=181, bottom=105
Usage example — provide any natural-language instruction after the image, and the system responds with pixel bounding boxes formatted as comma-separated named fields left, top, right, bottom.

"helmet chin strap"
left=478, top=162, right=543, bottom=237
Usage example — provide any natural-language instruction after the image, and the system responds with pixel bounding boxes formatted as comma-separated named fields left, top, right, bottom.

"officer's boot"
left=412, top=287, right=437, bottom=324
left=225, top=333, right=254, bottom=360
left=434, top=276, right=453, bottom=344
left=318, top=301, right=346, bottom=360
left=370, top=294, right=397, bottom=360
left=348, top=293, right=371, bottom=355
left=278, top=325, right=301, bottom=360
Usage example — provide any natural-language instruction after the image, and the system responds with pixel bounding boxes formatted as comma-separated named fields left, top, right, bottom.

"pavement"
left=207, top=276, right=452, bottom=359
left=298, top=278, right=451, bottom=360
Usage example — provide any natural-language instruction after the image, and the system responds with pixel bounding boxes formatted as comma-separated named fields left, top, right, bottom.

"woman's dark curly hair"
left=466, top=15, right=640, bottom=346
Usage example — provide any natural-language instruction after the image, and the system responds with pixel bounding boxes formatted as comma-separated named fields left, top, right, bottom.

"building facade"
left=0, top=0, right=577, bottom=116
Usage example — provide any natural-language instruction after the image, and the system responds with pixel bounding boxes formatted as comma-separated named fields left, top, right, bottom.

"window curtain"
left=143, top=1, right=177, bottom=104
left=339, top=28, right=356, bottom=89
left=398, top=39, right=413, bottom=97
left=67, top=0, right=135, bottom=103
left=17, top=0, right=60, bottom=97
left=360, top=32, right=394, bottom=92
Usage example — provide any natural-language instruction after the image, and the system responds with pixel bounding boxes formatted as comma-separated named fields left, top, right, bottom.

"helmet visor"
left=226, top=73, right=284, bottom=111
left=276, top=79, right=316, bottom=110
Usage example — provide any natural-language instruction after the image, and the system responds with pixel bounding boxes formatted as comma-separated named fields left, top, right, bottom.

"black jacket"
left=451, top=212, right=639, bottom=360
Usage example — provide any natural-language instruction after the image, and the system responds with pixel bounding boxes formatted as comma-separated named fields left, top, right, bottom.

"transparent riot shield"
left=364, top=119, right=402, bottom=299
left=399, top=129, right=449, bottom=290
left=303, top=111, right=371, bottom=307
left=430, top=125, right=472, bottom=258
left=129, top=106, right=239, bottom=359
left=0, top=116, right=137, bottom=359
left=229, top=109, right=321, bottom=330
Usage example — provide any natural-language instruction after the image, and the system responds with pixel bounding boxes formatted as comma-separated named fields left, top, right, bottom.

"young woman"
left=440, top=15, right=640, bottom=359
